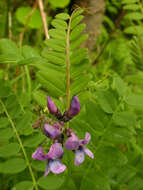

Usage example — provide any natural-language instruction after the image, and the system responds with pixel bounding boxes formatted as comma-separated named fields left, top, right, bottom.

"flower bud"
left=47, top=96, right=58, bottom=115
left=66, top=96, right=80, bottom=119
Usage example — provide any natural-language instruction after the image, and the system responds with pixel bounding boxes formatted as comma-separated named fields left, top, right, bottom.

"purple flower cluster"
left=32, top=96, right=94, bottom=177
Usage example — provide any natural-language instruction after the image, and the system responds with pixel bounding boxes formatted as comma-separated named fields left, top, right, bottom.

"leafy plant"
left=1, top=1, right=143, bottom=190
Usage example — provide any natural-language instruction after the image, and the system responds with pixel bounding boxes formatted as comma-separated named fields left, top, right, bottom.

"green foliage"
left=48, top=0, right=70, bottom=8
left=16, top=7, right=43, bottom=29
left=1, top=1, right=143, bottom=190
left=38, top=176, right=66, bottom=190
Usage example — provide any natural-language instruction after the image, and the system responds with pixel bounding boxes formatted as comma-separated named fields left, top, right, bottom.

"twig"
left=38, top=0, right=50, bottom=39
left=19, top=1, right=37, bottom=48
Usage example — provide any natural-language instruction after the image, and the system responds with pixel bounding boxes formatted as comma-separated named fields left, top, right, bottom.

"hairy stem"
left=0, top=99, right=39, bottom=190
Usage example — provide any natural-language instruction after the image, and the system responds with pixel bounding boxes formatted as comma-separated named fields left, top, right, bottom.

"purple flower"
left=43, top=123, right=61, bottom=139
left=47, top=96, right=58, bottom=115
left=32, top=147, right=48, bottom=161
left=65, top=132, right=94, bottom=165
left=66, top=96, right=80, bottom=119
left=32, top=143, right=66, bottom=176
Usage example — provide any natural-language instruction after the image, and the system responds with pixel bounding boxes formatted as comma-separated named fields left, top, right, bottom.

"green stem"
left=25, top=65, right=32, bottom=99
left=0, top=99, right=38, bottom=190
left=66, top=16, right=71, bottom=110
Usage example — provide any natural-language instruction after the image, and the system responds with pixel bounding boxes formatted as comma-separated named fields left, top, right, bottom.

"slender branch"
left=0, top=99, right=39, bottom=190
left=18, top=2, right=37, bottom=96
left=38, top=0, right=50, bottom=39
left=19, top=1, right=37, bottom=47
left=8, top=11, right=12, bottom=39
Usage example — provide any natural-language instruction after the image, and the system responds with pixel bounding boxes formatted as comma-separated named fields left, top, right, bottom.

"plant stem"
left=25, top=65, right=32, bottom=98
left=19, top=1, right=37, bottom=47
left=0, top=99, right=39, bottom=190
left=66, top=16, right=72, bottom=110
left=38, top=0, right=50, bottom=39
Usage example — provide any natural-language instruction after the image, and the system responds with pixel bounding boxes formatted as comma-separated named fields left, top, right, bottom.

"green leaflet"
left=116, top=166, right=136, bottom=184
left=48, top=29, right=66, bottom=40
left=122, top=0, right=138, bottom=4
left=80, top=169, right=111, bottom=190
left=55, top=13, right=70, bottom=20
left=0, top=80, right=12, bottom=97
left=123, top=4, right=140, bottom=11
left=124, top=25, right=143, bottom=35
left=49, top=0, right=70, bottom=9
left=51, top=19, right=68, bottom=30
left=104, top=126, right=134, bottom=144
left=96, top=146, right=128, bottom=170
left=0, top=117, right=9, bottom=128
left=128, top=177, right=143, bottom=190
left=16, top=112, right=33, bottom=136
left=70, top=48, right=88, bottom=65
left=125, top=93, right=143, bottom=106
left=70, top=34, right=88, bottom=50
left=16, top=7, right=42, bottom=29
left=0, top=158, right=27, bottom=174
left=45, top=39, right=66, bottom=52
left=12, top=181, right=34, bottom=190
left=71, top=74, right=91, bottom=94
left=0, top=128, right=14, bottom=141
left=70, top=15, right=84, bottom=30
left=0, top=39, right=22, bottom=59
left=112, top=74, right=126, bottom=97
left=42, top=50, right=65, bottom=65
left=85, top=101, right=108, bottom=132
left=72, top=8, right=84, bottom=19
left=96, top=90, right=117, bottom=114
left=32, top=160, right=46, bottom=172
left=124, top=12, right=143, bottom=21
left=37, top=73, right=64, bottom=97
left=33, top=90, right=47, bottom=108
left=70, top=24, right=86, bottom=41
left=22, top=45, right=40, bottom=58
left=0, top=143, right=20, bottom=158
left=23, top=132, right=45, bottom=148
left=113, top=111, right=137, bottom=128
left=38, top=175, right=66, bottom=190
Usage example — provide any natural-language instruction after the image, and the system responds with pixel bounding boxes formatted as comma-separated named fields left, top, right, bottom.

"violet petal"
left=85, top=132, right=91, bottom=143
left=67, top=96, right=80, bottom=118
left=47, top=143, right=64, bottom=159
left=43, top=123, right=60, bottom=139
left=44, top=164, right=50, bottom=177
left=32, top=147, right=47, bottom=161
left=80, top=132, right=91, bottom=145
left=49, top=160, right=66, bottom=174
left=65, top=133, right=79, bottom=150
left=74, top=149, right=85, bottom=165
left=83, top=148, right=94, bottom=159
left=47, top=96, right=58, bottom=115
